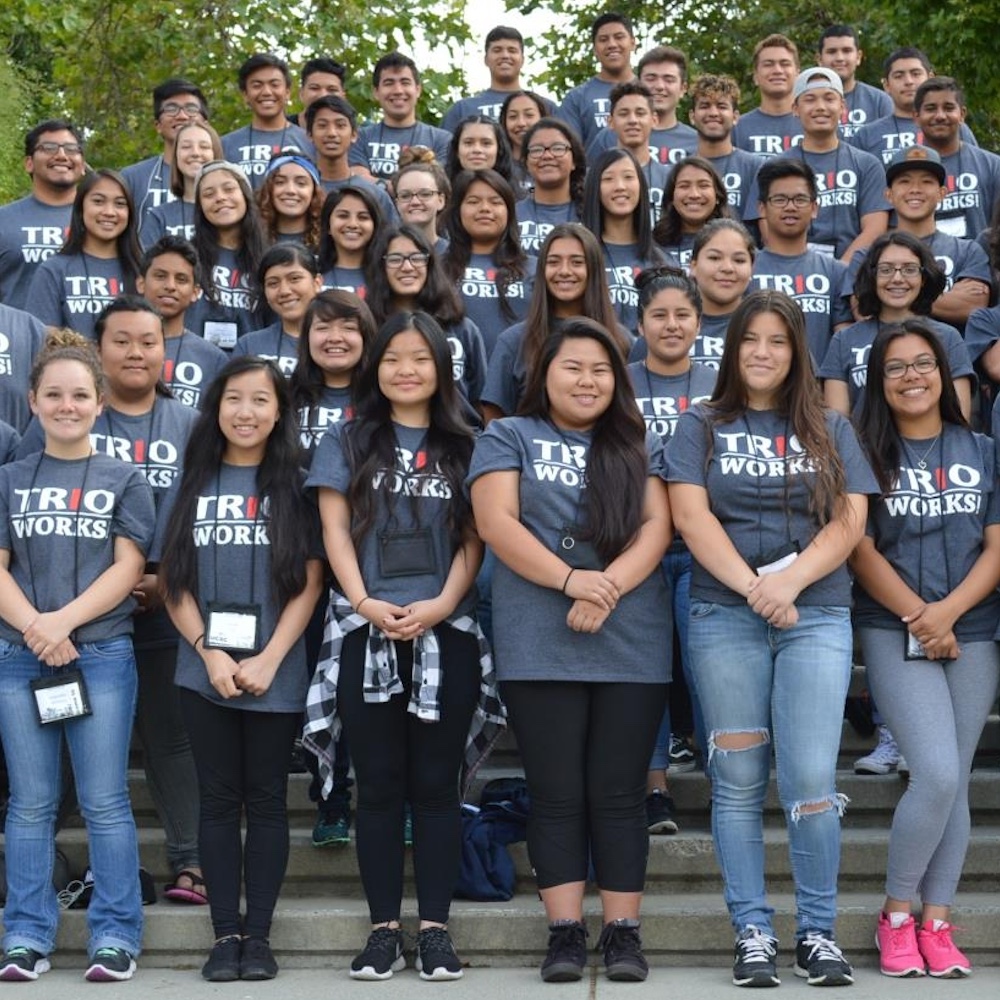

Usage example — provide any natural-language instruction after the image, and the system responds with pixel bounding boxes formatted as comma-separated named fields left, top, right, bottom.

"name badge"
left=203, top=321, right=239, bottom=350
left=904, top=629, right=929, bottom=661
left=378, top=528, right=436, bottom=577
left=204, top=601, right=262, bottom=653
left=806, top=241, right=837, bottom=258
left=31, top=669, right=92, bottom=725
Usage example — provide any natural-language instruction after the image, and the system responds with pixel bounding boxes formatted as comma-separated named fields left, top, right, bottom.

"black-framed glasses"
left=876, top=263, right=922, bottom=279
left=397, top=189, right=438, bottom=203
left=766, top=193, right=812, bottom=208
left=159, top=102, right=204, bottom=118
left=883, top=356, right=938, bottom=379
left=33, top=141, right=83, bottom=156
left=384, top=252, right=429, bottom=269
left=526, top=142, right=571, bottom=160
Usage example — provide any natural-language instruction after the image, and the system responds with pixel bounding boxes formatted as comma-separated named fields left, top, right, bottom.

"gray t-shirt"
left=466, top=415, right=671, bottom=683
left=232, top=322, right=300, bottom=375
left=557, top=77, right=616, bottom=149
left=185, top=246, right=263, bottom=346
left=297, top=385, right=353, bottom=463
left=818, top=317, right=973, bottom=413
left=318, top=177, right=398, bottom=226
left=163, top=332, right=230, bottom=408
left=153, top=462, right=321, bottom=712
left=321, top=265, right=367, bottom=301
left=706, top=147, right=765, bottom=215
left=627, top=311, right=731, bottom=369
left=628, top=361, right=717, bottom=440
left=221, top=123, right=314, bottom=190
left=603, top=243, right=666, bottom=335
left=25, top=252, right=128, bottom=340
left=936, top=144, right=1000, bottom=240
left=306, top=421, right=475, bottom=614
left=965, top=304, right=1000, bottom=366
left=853, top=426, right=1000, bottom=641
left=731, top=109, right=803, bottom=159
left=445, top=317, right=488, bottom=405
left=664, top=404, right=877, bottom=605
left=139, top=199, right=195, bottom=248
left=839, top=82, right=893, bottom=140
left=121, top=154, right=175, bottom=230
left=348, top=122, right=452, bottom=180
left=849, top=115, right=977, bottom=164
left=0, top=196, right=72, bottom=311
left=455, top=253, right=535, bottom=358
left=515, top=198, right=581, bottom=255
left=0, top=304, right=45, bottom=432
left=0, top=451, right=154, bottom=642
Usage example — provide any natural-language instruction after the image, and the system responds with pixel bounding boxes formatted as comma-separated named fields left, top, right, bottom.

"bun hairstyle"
left=30, top=329, right=105, bottom=397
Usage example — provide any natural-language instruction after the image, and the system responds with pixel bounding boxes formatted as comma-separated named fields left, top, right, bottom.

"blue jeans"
left=687, top=602, right=851, bottom=939
left=0, top=637, right=142, bottom=957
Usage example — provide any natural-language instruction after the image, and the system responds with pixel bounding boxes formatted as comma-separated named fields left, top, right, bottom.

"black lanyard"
left=209, top=469, right=261, bottom=604
left=741, top=412, right=793, bottom=557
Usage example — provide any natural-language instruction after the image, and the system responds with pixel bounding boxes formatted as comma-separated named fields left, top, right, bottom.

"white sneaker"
left=855, top=724, right=902, bottom=774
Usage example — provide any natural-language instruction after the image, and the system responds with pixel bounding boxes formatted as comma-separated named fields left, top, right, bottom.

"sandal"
left=164, top=868, right=208, bottom=905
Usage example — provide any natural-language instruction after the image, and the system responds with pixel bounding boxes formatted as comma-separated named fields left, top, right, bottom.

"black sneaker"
left=240, top=936, right=278, bottom=980
left=669, top=734, right=697, bottom=772
left=201, top=935, right=241, bottom=982
left=733, top=926, right=780, bottom=987
left=597, top=919, right=648, bottom=982
left=350, top=926, right=406, bottom=980
left=85, top=947, right=136, bottom=982
left=416, top=926, right=463, bottom=981
left=794, top=932, right=854, bottom=986
left=0, top=947, right=50, bottom=981
left=646, top=790, right=680, bottom=834
left=540, top=920, right=588, bottom=982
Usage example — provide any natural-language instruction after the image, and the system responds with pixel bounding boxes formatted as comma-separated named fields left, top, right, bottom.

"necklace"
left=904, top=431, right=941, bottom=470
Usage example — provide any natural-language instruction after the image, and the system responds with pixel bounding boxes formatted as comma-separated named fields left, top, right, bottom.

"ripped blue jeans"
left=687, top=601, right=852, bottom=939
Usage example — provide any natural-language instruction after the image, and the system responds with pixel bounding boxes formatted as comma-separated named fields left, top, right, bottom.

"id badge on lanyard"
left=31, top=669, right=92, bottom=725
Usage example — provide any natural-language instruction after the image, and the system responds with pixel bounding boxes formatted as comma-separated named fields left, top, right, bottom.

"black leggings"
left=501, top=680, right=667, bottom=892
left=338, top=624, right=481, bottom=924
left=179, top=689, right=300, bottom=939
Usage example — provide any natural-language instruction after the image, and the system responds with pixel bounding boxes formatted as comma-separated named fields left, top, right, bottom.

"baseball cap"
left=792, top=67, right=844, bottom=101
left=884, top=145, right=946, bottom=186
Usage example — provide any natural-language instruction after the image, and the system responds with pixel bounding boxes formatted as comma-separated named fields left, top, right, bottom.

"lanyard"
left=900, top=432, right=951, bottom=598
left=741, top=412, right=793, bottom=557
left=209, top=469, right=261, bottom=604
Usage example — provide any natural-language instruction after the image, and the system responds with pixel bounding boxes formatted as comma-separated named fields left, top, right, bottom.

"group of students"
left=0, top=8, right=997, bottom=992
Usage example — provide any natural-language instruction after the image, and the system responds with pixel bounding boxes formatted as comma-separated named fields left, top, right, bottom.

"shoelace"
left=419, top=927, right=454, bottom=953
left=548, top=921, right=587, bottom=954
left=365, top=927, right=403, bottom=959
left=739, top=928, right=777, bottom=962
left=597, top=921, right=642, bottom=956
left=800, top=933, right=846, bottom=963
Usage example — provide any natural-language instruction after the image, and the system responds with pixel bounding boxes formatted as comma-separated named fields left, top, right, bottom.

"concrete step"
left=52, top=822, right=1000, bottom=896
left=37, top=891, right=1000, bottom=968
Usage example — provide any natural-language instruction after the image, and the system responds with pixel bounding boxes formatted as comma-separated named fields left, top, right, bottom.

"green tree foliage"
left=0, top=0, right=472, bottom=185
left=514, top=0, right=999, bottom=146
left=0, top=56, right=32, bottom=202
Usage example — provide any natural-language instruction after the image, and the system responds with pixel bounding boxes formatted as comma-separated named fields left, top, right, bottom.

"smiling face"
left=26, top=127, right=86, bottom=194
left=545, top=335, right=615, bottom=431
left=309, top=106, right=356, bottom=163
left=263, top=260, right=322, bottom=326
left=328, top=193, right=375, bottom=261
left=384, top=235, right=429, bottom=302
left=689, top=228, right=754, bottom=313
left=593, top=21, right=636, bottom=78
left=886, top=168, right=945, bottom=224
left=300, top=71, right=344, bottom=108
left=759, top=174, right=817, bottom=241
left=504, top=94, right=542, bottom=151
left=218, top=367, right=281, bottom=464
left=82, top=177, right=129, bottom=247
left=378, top=328, right=438, bottom=417
left=874, top=243, right=923, bottom=318
left=638, top=60, right=686, bottom=118
left=914, top=88, right=965, bottom=151
left=881, top=332, right=942, bottom=423
left=395, top=170, right=445, bottom=227
left=459, top=178, right=508, bottom=252
left=242, top=66, right=291, bottom=127
left=174, top=125, right=216, bottom=183
left=753, top=46, right=798, bottom=100
left=309, top=314, right=365, bottom=387
left=98, top=309, right=165, bottom=400
left=690, top=94, right=738, bottom=141
left=544, top=236, right=588, bottom=313
left=818, top=35, right=862, bottom=84
left=198, top=172, right=248, bottom=232
left=526, top=127, right=573, bottom=190
left=672, top=164, right=718, bottom=232
left=599, top=157, right=641, bottom=220
left=457, top=122, right=499, bottom=171
left=30, top=358, right=103, bottom=456
left=136, top=252, right=200, bottom=322
left=485, top=38, right=523, bottom=87
left=639, top=286, right=701, bottom=371
left=738, top=309, right=793, bottom=408
left=374, top=67, right=421, bottom=127
left=794, top=86, right=845, bottom=140
left=269, top=163, right=316, bottom=222
left=610, top=94, right=653, bottom=152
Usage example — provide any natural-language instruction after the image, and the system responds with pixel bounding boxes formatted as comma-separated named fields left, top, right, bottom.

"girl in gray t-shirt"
left=850, top=321, right=1000, bottom=977
left=0, top=331, right=154, bottom=980
left=156, top=356, right=323, bottom=981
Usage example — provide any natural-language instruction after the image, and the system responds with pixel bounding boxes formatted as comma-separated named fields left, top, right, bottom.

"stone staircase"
left=35, top=673, right=1000, bottom=970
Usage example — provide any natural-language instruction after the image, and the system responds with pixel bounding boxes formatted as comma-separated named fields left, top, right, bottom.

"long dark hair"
left=499, top=90, right=549, bottom=151
left=344, top=311, right=475, bottom=550
left=366, top=224, right=463, bottom=327
left=708, top=290, right=846, bottom=524
left=61, top=169, right=142, bottom=292
left=291, top=289, right=377, bottom=409
left=317, top=184, right=384, bottom=272
left=582, top=147, right=658, bottom=260
left=443, top=169, right=527, bottom=323
left=856, top=319, right=967, bottom=495
left=653, top=156, right=729, bottom=247
left=193, top=170, right=267, bottom=307
left=519, top=318, right=647, bottom=562
left=522, top=223, right=625, bottom=375
left=255, top=242, right=320, bottom=313
left=520, top=117, right=587, bottom=211
left=160, top=356, right=311, bottom=611
left=446, top=115, right=515, bottom=186
left=854, top=231, right=945, bottom=319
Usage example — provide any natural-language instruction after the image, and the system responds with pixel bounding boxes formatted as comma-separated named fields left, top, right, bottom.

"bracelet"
left=356, top=596, right=372, bottom=614
left=561, top=568, right=576, bottom=594
left=192, top=633, right=205, bottom=648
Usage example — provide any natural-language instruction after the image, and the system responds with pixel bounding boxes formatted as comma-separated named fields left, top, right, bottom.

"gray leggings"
left=859, top=628, right=999, bottom=907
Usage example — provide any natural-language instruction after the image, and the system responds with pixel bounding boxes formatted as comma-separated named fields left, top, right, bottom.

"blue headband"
left=266, top=153, right=321, bottom=185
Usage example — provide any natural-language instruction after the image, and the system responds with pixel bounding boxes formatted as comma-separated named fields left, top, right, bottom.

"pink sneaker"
left=917, top=920, right=971, bottom=978
left=876, top=911, right=925, bottom=977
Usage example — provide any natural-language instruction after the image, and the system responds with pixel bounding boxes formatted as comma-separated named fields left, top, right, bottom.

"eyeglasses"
left=397, top=189, right=438, bottom=203
left=766, top=193, right=812, bottom=208
left=883, top=356, right=939, bottom=379
left=33, top=141, right=83, bottom=156
left=876, top=263, right=922, bottom=278
left=384, top=252, right=429, bottom=269
left=526, top=142, right=571, bottom=160
left=160, top=102, right=204, bottom=118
